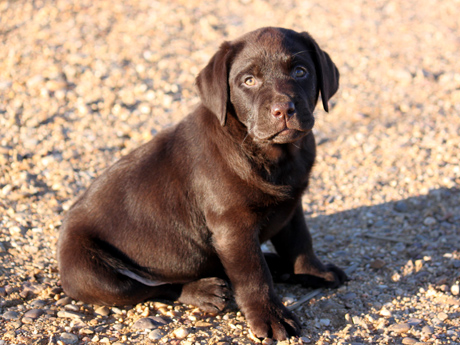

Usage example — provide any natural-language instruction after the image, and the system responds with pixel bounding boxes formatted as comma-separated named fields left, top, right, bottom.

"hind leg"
left=58, top=234, right=232, bottom=308
left=58, top=247, right=178, bottom=305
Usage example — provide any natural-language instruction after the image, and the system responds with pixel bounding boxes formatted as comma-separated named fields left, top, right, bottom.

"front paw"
left=290, top=263, right=349, bottom=289
left=245, top=300, right=301, bottom=341
left=323, top=263, right=349, bottom=287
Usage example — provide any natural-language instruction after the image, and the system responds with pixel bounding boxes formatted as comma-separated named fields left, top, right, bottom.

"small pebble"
left=25, top=308, right=45, bottom=319
left=30, top=300, right=47, bottom=308
left=22, top=317, right=34, bottom=324
left=324, top=235, right=335, bottom=241
left=352, top=316, right=362, bottom=325
left=388, top=323, right=410, bottom=334
left=150, top=316, right=169, bottom=325
left=2, top=311, right=21, bottom=320
left=407, top=318, right=422, bottom=326
left=423, top=217, right=436, bottom=226
left=11, top=320, right=23, bottom=329
left=437, top=312, right=448, bottom=321
left=394, top=201, right=409, bottom=213
left=380, top=308, right=392, bottom=317
left=370, top=259, right=386, bottom=269
left=195, top=320, right=212, bottom=327
left=111, top=307, right=123, bottom=314
left=57, top=310, right=84, bottom=319
left=342, top=292, right=357, bottom=300
left=132, top=317, right=160, bottom=330
left=149, top=329, right=165, bottom=341
left=319, top=318, right=330, bottom=326
left=431, top=317, right=442, bottom=326
left=79, top=328, right=94, bottom=335
left=59, top=332, right=79, bottom=345
left=402, top=338, right=417, bottom=344
left=64, top=304, right=80, bottom=312
left=421, top=325, right=433, bottom=334
left=451, top=284, right=459, bottom=296
left=94, top=306, right=110, bottom=316
left=55, top=297, right=73, bottom=306
left=173, top=327, right=189, bottom=339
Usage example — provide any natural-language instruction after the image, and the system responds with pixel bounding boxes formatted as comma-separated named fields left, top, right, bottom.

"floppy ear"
left=301, top=32, right=339, bottom=112
left=196, top=42, right=233, bottom=126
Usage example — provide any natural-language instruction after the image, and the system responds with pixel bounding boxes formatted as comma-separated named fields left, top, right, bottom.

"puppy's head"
left=196, top=27, right=339, bottom=144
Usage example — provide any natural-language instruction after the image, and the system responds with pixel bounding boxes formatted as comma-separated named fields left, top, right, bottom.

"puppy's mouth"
left=271, top=128, right=308, bottom=143
left=257, top=121, right=314, bottom=144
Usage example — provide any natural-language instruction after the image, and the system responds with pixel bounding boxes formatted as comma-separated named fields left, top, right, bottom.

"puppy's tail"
left=85, top=237, right=169, bottom=287
left=117, top=268, right=167, bottom=286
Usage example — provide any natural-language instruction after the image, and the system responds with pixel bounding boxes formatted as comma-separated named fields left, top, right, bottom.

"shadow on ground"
left=276, top=187, right=460, bottom=342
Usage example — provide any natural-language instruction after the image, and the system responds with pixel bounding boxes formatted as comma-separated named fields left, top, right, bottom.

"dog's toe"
left=178, top=277, right=232, bottom=313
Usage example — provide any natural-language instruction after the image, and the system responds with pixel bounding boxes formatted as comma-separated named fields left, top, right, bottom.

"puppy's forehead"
left=232, top=27, right=306, bottom=67
left=243, top=28, right=290, bottom=55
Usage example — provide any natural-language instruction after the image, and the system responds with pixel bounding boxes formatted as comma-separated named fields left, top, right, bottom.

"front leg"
left=270, top=203, right=348, bottom=288
left=210, top=213, right=301, bottom=340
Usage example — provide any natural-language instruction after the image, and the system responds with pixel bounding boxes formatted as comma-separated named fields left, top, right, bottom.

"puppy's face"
left=229, top=29, right=318, bottom=144
left=196, top=27, right=339, bottom=145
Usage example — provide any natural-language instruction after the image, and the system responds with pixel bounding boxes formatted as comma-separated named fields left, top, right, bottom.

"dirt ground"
left=1, top=0, right=459, bottom=344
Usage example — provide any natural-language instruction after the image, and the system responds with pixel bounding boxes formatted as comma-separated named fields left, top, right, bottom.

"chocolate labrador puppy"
left=58, top=27, right=347, bottom=340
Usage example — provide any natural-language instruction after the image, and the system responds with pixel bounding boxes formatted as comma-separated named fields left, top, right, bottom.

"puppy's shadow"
left=278, top=187, right=459, bottom=339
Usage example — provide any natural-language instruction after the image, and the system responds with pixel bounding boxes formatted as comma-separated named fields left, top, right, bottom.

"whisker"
left=241, top=133, right=250, bottom=145
left=292, top=50, right=314, bottom=57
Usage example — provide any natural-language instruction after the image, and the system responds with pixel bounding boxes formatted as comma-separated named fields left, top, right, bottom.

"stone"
left=57, top=310, right=84, bottom=319
left=149, top=329, right=165, bottom=341
left=342, top=292, right=357, bottom=300
left=2, top=311, right=20, bottom=320
left=22, top=317, right=35, bottom=324
left=195, top=320, right=212, bottom=327
left=55, top=297, right=73, bottom=306
left=451, top=284, right=459, bottom=296
left=402, top=338, right=417, bottom=344
left=319, top=318, right=330, bottom=326
left=407, top=318, right=422, bottom=326
left=173, top=327, right=189, bottom=339
left=388, top=323, right=410, bottom=334
left=94, top=306, right=110, bottom=316
left=30, top=300, right=47, bottom=308
left=23, top=309, right=44, bottom=319
left=370, top=259, right=386, bottom=269
left=394, top=201, right=409, bottom=213
left=437, top=312, right=448, bottom=321
left=379, top=308, right=392, bottom=317
left=150, top=316, right=169, bottom=325
left=133, top=317, right=160, bottom=330
left=423, top=217, right=436, bottom=226
left=64, top=304, right=80, bottom=312
left=59, top=332, right=79, bottom=344
left=421, top=325, right=433, bottom=334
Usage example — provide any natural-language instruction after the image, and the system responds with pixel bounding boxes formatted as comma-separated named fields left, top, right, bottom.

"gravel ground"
left=1, top=0, right=459, bottom=344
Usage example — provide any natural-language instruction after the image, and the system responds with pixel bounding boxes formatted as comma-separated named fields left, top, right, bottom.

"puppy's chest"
left=258, top=200, right=299, bottom=243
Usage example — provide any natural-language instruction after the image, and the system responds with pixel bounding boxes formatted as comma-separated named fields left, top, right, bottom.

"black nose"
left=271, top=102, right=296, bottom=119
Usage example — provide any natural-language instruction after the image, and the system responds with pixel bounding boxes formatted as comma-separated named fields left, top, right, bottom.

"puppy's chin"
left=270, top=129, right=309, bottom=144
left=252, top=128, right=309, bottom=145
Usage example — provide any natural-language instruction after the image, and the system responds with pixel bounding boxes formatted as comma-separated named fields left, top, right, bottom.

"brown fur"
left=58, top=27, right=347, bottom=340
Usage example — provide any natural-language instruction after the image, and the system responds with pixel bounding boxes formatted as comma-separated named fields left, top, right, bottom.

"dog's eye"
left=293, top=66, right=308, bottom=79
left=244, top=76, right=257, bottom=87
